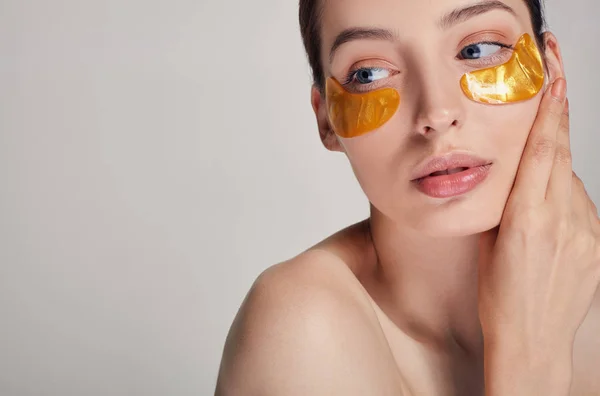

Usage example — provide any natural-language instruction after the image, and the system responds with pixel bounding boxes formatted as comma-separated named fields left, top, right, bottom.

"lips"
left=410, top=151, right=494, bottom=198
left=428, top=167, right=469, bottom=177
left=411, top=152, right=492, bottom=182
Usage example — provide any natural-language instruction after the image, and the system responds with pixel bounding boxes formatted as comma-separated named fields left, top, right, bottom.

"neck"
left=366, top=204, right=484, bottom=357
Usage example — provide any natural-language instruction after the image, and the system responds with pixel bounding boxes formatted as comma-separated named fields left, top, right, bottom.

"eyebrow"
left=328, top=0, right=517, bottom=64
left=439, top=0, right=516, bottom=30
left=329, top=27, right=395, bottom=64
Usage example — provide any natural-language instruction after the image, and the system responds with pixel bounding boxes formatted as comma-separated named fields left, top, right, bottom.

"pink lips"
left=411, top=152, right=493, bottom=198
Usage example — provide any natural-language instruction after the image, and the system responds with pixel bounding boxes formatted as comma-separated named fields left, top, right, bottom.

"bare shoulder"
left=215, top=248, right=407, bottom=396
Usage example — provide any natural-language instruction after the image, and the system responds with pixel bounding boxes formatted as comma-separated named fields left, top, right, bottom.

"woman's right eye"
left=344, top=67, right=391, bottom=86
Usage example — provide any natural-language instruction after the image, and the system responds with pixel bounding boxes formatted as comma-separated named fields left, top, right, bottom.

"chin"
left=401, top=189, right=507, bottom=238
left=414, top=213, right=501, bottom=238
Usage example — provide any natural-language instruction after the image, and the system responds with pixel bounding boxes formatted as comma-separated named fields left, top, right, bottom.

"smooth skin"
left=215, top=77, right=600, bottom=395
left=216, top=2, right=600, bottom=394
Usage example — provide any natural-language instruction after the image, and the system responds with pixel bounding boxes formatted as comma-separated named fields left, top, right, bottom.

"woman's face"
left=312, top=0, right=563, bottom=237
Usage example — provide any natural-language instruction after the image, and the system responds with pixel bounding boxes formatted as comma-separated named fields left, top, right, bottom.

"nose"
left=418, top=108, right=460, bottom=136
left=413, top=67, right=463, bottom=137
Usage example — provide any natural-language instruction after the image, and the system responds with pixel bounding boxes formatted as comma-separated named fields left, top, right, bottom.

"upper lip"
left=410, top=151, right=493, bottom=181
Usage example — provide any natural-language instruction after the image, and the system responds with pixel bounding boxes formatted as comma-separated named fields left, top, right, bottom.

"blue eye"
left=349, top=67, right=391, bottom=85
left=459, top=41, right=511, bottom=60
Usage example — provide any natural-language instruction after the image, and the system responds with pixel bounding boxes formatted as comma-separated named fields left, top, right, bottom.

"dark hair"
left=299, top=0, right=547, bottom=90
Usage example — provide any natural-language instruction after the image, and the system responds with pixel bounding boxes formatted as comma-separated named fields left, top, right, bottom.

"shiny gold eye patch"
left=325, top=77, right=401, bottom=138
left=460, top=33, right=545, bottom=104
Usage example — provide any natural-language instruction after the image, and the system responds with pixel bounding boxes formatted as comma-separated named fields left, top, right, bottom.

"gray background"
left=1, top=0, right=598, bottom=395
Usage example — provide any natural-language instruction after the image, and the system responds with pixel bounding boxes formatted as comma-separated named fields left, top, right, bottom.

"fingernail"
left=551, top=78, right=567, bottom=101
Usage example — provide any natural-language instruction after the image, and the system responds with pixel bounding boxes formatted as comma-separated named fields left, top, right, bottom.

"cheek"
left=476, top=99, right=541, bottom=228
left=478, top=96, right=542, bottom=191
left=339, top=119, right=410, bottom=203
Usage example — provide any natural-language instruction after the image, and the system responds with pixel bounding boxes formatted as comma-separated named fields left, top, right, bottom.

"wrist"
left=483, top=329, right=574, bottom=367
left=483, top=333, right=573, bottom=395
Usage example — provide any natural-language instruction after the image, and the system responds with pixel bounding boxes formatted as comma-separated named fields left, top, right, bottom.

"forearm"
left=483, top=335, right=573, bottom=396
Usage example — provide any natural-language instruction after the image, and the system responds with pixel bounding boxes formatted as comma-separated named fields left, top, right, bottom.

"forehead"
left=320, top=0, right=533, bottom=48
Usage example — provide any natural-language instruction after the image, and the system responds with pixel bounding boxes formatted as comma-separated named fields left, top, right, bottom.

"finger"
left=591, top=198, right=600, bottom=233
left=546, top=97, right=572, bottom=209
left=513, top=78, right=567, bottom=205
left=578, top=174, right=600, bottom=231
left=591, top=199, right=600, bottom=234
left=590, top=197, right=599, bottom=220
left=571, top=171, right=593, bottom=228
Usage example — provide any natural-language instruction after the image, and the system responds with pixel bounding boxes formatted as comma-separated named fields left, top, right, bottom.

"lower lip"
left=412, top=164, right=493, bottom=198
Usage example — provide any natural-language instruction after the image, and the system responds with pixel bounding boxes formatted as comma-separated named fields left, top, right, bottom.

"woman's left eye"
left=458, top=41, right=512, bottom=61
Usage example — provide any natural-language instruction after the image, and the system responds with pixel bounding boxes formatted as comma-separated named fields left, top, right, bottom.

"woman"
left=216, top=0, right=600, bottom=394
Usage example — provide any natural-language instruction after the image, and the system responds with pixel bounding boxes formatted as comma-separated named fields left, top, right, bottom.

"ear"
left=541, top=32, right=566, bottom=88
left=310, top=85, right=343, bottom=152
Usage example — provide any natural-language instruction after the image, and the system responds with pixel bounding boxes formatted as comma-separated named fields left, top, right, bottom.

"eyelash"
left=457, top=40, right=514, bottom=62
left=342, top=40, right=514, bottom=87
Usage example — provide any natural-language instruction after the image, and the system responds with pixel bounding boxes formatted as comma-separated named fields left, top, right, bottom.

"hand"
left=477, top=77, right=600, bottom=357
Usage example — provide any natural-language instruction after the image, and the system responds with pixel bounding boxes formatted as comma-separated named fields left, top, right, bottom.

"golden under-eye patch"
left=325, top=78, right=401, bottom=138
left=460, top=33, right=545, bottom=104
